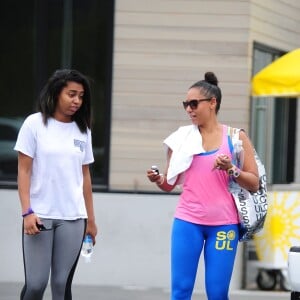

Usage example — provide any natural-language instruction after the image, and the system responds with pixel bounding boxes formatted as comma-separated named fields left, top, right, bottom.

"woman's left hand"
left=213, top=154, right=232, bottom=171
left=86, top=219, right=98, bottom=245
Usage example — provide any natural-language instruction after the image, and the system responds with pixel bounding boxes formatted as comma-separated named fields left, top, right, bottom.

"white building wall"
left=110, top=0, right=252, bottom=191
left=250, top=0, right=300, bottom=52
left=109, top=0, right=300, bottom=192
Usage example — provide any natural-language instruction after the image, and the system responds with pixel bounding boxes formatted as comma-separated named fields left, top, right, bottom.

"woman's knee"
left=172, top=279, right=194, bottom=300
left=51, top=274, right=67, bottom=292
left=21, top=281, right=48, bottom=300
left=206, top=286, right=229, bottom=300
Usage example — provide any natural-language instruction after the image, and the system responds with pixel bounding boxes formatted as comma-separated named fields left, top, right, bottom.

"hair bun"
left=204, top=72, right=218, bottom=86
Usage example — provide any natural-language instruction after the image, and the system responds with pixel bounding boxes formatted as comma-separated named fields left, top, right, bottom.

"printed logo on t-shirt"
left=215, top=230, right=236, bottom=251
left=74, top=139, right=85, bottom=152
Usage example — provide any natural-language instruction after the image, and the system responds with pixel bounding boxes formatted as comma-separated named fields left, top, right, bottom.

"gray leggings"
left=20, top=218, right=86, bottom=300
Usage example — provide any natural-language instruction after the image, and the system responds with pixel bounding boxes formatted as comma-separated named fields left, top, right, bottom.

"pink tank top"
left=174, top=125, right=239, bottom=225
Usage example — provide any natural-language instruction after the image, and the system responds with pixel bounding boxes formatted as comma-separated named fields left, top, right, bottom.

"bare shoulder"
left=239, top=130, right=253, bottom=146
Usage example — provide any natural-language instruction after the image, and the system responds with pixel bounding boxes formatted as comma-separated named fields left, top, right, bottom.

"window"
left=251, top=43, right=297, bottom=184
left=0, top=0, right=114, bottom=189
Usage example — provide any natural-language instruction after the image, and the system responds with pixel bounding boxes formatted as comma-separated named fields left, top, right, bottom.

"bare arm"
left=235, top=131, right=259, bottom=192
left=82, top=164, right=98, bottom=244
left=17, top=152, right=40, bottom=234
left=146, top=148, right=179, bottom=192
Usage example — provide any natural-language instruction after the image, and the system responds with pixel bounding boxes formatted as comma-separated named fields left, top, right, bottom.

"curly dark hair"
left=189, top=71, right=222, bottom=113
left=37, top=69, right=92, bottom=133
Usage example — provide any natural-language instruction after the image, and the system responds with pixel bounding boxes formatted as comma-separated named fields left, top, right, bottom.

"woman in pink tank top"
left=147, top=71, right=259, bottom=300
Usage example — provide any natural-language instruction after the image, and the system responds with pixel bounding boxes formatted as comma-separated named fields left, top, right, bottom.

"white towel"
left=163, top=125, right=205, bottom=185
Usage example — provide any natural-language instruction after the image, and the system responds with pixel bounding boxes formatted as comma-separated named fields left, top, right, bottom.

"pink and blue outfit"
left=164, top=124, right=239, bottom=300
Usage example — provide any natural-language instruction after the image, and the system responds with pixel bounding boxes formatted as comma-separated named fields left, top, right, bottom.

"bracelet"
left=22, top=207, right=34, bottom=218
left=156, top=174, right=165, bottom=186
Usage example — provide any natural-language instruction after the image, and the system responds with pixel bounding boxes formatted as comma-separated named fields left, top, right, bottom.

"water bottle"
left=81, top=234, right=93, bottom=263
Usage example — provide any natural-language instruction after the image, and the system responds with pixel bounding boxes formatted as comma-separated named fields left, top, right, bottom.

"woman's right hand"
left=146, top=168, right=162, bottom=183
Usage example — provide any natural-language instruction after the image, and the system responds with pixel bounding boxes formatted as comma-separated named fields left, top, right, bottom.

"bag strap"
left=228, top=126, right=244, bottom=168
left=232, top=127, right=240, bottom=144
left=227, top=126, right=240, bottom=153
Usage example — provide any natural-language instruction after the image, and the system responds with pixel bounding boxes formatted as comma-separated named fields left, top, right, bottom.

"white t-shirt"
left=14, top=112, right=94, bottom=220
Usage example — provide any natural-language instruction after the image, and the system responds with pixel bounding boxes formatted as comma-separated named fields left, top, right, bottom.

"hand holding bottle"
left=81, top=234, right=93, bottom=263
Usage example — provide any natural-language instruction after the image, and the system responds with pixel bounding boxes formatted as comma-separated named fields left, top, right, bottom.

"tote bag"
left=229, top=128, right=268, bottom=242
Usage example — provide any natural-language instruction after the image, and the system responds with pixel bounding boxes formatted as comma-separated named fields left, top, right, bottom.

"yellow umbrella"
left=252, top=48, right=300, bottom=97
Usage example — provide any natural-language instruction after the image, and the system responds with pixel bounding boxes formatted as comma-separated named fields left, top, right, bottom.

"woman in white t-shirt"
left=15, top=69, right=98, bottom=300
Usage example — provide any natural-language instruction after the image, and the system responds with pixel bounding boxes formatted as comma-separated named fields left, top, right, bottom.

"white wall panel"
left=110, top=0, right=300, bottom=191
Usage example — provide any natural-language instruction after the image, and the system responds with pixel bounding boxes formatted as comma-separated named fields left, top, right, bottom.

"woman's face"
left=183, top=87, right=216, bottom=126
left=54, top=81, right=84, bottom=122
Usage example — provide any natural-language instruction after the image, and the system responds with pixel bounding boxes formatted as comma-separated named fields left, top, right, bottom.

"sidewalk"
left=0, top=282, right=290, bottom=300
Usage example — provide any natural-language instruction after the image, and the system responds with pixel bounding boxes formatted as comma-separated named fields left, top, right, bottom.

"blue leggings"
left=171, top=218, right=239, bottom=300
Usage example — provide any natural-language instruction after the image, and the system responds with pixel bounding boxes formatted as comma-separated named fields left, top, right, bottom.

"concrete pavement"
left=0, top=282, right=290, bottom=300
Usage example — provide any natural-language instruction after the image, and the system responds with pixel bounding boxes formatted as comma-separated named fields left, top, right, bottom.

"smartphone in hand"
left=151, top=165, right=159, bottom=175
left=36, top=223, right=51, bottom=231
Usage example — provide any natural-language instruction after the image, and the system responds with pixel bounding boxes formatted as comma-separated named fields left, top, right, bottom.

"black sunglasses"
left=182, top=98, right=211, bottom=110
